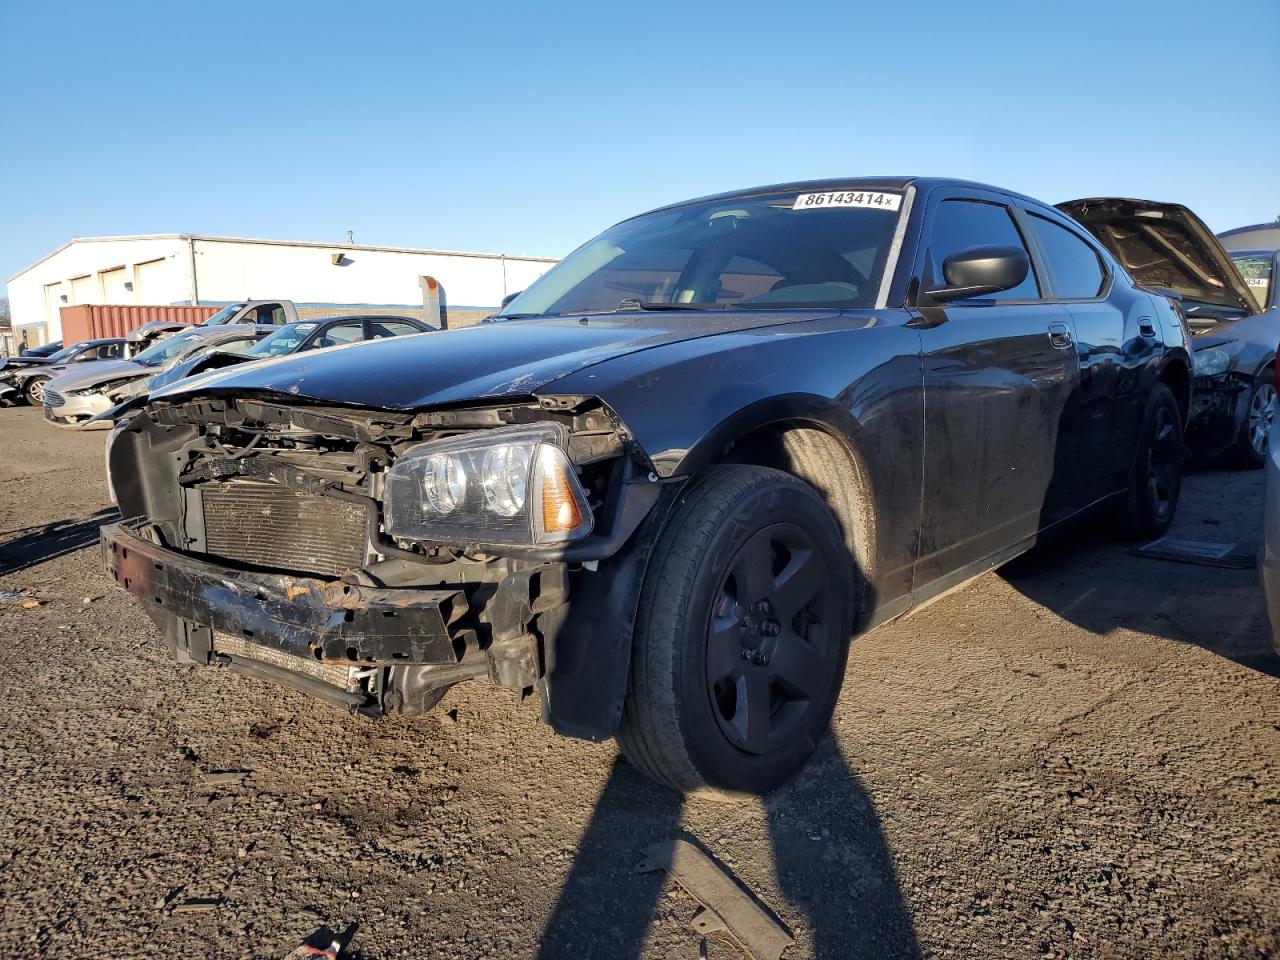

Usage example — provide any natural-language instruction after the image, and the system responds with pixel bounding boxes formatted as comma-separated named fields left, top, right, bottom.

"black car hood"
left=152, top=311, right=836, bottom=410
left=1059, top=198, right=1257, bottom=315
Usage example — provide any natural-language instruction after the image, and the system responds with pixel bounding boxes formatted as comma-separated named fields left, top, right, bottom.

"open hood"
left=1058, top=198, right=1257, bottom=316
left=0, top=356, right=54, bottom=372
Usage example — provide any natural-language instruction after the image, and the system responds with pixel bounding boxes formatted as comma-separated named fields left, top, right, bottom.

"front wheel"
left=1230, top=370, right=1276, bottom=469
left=24, top=376, right=49, bottom=405
left=617, top=464, right=857, bottom=796
left=1118, top=383, right=1183, bottom=540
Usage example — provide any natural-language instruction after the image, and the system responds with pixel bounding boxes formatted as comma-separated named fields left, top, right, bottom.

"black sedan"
left=103, top=177, right=1192, bottom=794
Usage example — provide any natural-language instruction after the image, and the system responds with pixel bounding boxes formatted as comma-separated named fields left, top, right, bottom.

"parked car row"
left=43, top=314, right=429, bottom=428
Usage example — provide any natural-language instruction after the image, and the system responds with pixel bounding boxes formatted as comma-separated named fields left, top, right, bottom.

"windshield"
left=202, top=303, right=248, bottom=326
left=131, top=329, right=209, bottom=367
left=246, top=322, right=313, bottom=358
left=497, top=189, right=904, bottom=318
left=1233, top=254, right=1273, bottom=311
left=45, top=345, right=77, bottom=362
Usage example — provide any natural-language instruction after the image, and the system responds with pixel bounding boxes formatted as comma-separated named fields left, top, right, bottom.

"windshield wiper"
left=613, top=298, right=720, bottom=312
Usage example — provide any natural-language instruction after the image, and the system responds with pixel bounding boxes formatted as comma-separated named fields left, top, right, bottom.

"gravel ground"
left=0, top=405, right=1277, bottom=960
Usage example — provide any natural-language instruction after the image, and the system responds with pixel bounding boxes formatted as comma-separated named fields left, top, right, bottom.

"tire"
left=1229, top=370, right=1276, bottom=469
left=1118, top=383, right=1183, bottom=540
left=617, top=464, right=856, bottom=796
left=24, top=376, right=49, bottom=405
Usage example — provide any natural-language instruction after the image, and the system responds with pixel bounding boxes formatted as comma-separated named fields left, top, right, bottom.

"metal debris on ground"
left=637, top=838, right=793, bottom=960
left=171, top=896, right=223, bottom=913
left=203, top=769, right=252, bottom=786
left=1131, top=536, right=1257, bottom=569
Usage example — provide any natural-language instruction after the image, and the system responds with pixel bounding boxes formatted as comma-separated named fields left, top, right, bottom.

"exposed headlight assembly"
left=384, top=424, right=593, bottom=546
left=1193, top=347, right=1230, bottom=378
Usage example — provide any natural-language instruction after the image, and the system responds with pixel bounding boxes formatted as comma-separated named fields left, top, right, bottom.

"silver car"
left=43, top=325, right=271, bottom=428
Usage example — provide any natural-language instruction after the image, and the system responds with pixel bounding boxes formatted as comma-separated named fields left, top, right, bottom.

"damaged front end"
left=103, top=393, right=668, bottom=732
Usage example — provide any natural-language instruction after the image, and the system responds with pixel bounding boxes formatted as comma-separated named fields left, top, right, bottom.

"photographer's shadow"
left=536, top=740, right=920, bottom=959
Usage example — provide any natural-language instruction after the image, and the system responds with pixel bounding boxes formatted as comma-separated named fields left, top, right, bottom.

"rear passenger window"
left=928, top=200, right=1040, bottom=300
left=368, top=321, right=422, bottom=339
left=1027, top=215, right=1106, bottom=298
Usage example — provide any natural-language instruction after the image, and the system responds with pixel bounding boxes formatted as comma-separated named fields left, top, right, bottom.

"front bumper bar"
left=101, top=520, right=468, bottom=666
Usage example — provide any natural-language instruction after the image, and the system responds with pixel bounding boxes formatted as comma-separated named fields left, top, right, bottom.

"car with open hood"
left=103, top=177, right=1193, bottom=794
left=42, top=324, right=277, bottom=428
left=2, top=338, right=127, bottom=405
left=1061, top=199, right=1280, bottom=467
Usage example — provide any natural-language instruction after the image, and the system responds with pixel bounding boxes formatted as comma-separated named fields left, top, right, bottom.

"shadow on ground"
left=535, top=743, right=921, bottom=959
left=0, top=509, right=118, bottom=576
left=1001, top=472, right=1280, bottom=677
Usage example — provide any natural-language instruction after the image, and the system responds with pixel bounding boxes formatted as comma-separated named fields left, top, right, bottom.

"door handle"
left=1138, top=318, right=1157, bottom=338
left=1047, top=321, right=1074, bottom=350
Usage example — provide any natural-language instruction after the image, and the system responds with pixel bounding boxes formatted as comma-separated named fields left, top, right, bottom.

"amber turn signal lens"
left=531, top=444, right=593, bottom=543
left=540, top=460, right=584, bottom=535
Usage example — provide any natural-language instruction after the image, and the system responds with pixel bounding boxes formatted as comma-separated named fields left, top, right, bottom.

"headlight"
left=384, top=424, right=593, bottom=546
left=1193, top=348, right=1230, bottom=378
left=107, top=377, right=151, bottom=400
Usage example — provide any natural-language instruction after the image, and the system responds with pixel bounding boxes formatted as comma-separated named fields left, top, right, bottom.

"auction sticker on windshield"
left=792, top=191, right=901, bottom=211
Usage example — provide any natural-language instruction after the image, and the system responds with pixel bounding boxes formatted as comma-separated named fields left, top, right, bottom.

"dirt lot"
left=0, top=405, right=1277, bottom=960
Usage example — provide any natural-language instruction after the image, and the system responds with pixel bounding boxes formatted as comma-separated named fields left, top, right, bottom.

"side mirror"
left=501, top=291, right=523, bottom=309
left=926, top=246, right=1029, bottom=303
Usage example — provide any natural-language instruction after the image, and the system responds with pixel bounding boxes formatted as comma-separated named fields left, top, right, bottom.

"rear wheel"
left=1118, top=383, right=1183, bottom=540
left=1230, top=370, right=1276, bottom=469
left=24, top=376, right=49, bottom=405
left=617, top=465, right=855, bottom=796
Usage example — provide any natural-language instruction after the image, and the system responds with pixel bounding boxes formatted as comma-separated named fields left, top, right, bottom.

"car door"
left=1020, top=208, right=1128, bottom=504
left=911, top=189, right=1081, bottom=589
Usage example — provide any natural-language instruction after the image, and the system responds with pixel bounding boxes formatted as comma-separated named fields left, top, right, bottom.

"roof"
left=8, top=233, right=559, bottom=283
left=1218, top=222, right=1280, bottom=252
left=637, top=176, right=1046, bottom=220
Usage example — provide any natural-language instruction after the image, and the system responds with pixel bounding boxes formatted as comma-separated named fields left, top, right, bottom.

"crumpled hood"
left=127, top=320, right=193, bottom=343
left=152, top=311, right=835, bottom=410
left=45, top=359, right=149, bottom=392
left=0, top=356, right=54, bottom=372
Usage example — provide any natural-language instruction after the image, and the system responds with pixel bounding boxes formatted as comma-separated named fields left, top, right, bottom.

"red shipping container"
left=60, top=304, right=219, bottom=345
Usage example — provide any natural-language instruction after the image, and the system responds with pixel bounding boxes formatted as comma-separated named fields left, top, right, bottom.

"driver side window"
left=928, top=199, right=1040, bottom=301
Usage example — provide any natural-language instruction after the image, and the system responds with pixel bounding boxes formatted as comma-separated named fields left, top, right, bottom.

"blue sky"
left=2, top=0, right=1277, bottom=283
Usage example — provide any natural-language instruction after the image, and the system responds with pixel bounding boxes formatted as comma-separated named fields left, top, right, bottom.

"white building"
left=6, top=234, right=559, bottom=343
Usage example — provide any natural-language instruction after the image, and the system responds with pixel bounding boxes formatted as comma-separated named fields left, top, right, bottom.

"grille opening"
left=199, top=481, right=368, bottom=578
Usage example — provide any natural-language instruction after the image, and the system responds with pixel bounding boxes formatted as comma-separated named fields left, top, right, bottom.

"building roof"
left=8, top=233, right=559, bottom=283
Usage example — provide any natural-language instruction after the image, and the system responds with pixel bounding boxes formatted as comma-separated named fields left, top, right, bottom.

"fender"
left=540, top=482, right=684, bottom=740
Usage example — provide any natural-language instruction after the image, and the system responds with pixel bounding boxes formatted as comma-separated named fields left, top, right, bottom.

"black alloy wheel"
left=1144, top=403, right=1180, bottom=525
left=706, top=523, right=836, bottom=755
left=1119, top=382, right=1182, bottom=539
left=618, top=464, right=856, bottom=796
